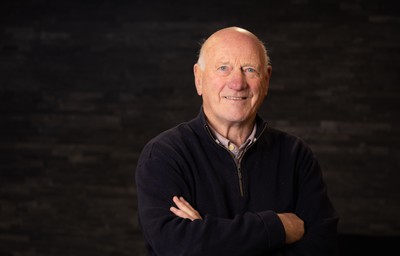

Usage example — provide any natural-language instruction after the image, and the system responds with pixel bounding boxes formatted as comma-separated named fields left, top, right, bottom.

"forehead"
left=207, top=44, right=263, bottom=67
left=204, top=34, right=265, bottom=66
left=213, top=47, right=261, bottom=62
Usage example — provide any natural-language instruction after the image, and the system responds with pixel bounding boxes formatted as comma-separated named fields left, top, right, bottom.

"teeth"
left=224, top=96, right=246, bottom=100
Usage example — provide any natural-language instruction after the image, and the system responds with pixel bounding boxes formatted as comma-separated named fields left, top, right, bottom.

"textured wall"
left=1, top=0, right=399, bottom=255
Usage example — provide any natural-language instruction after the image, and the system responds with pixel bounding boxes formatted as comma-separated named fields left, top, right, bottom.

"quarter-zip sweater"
left=135, top=109, right=339, bottom=256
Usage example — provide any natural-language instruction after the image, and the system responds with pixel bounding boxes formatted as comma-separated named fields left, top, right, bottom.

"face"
left=194, top=29, right=272, bottom=128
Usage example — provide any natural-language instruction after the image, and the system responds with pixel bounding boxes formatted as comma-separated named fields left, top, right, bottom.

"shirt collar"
left=208, top=123, right=257, bottom=152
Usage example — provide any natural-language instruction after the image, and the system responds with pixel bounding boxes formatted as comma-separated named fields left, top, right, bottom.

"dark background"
left=1, top=0, right=399, bottom=255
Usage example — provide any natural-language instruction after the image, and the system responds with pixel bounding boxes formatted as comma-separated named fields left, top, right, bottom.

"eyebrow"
left=241, top=62, right=258, bottom=68
left=214, top=59, right=260, bottom=70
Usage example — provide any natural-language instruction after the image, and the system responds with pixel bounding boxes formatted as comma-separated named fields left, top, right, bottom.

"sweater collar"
left=194, top=106, right=268, bottom=141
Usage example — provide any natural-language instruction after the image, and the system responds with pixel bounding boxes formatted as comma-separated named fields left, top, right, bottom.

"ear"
left=193, top=64, right=203, bottom=96
left=264, top=65, right=272, bottom=96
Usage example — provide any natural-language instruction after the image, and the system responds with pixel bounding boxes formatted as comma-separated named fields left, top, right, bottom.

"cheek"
left=248, top=81, right=264, bottom=93
left=204, top=76, right=225, bottom=92
left=256, top=80, right=268, bottom=92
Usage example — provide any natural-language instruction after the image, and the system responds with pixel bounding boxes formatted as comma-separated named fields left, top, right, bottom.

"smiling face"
left=194, top=27, right=272, bottom=130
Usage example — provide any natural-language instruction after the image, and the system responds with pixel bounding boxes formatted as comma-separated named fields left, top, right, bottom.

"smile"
left=223, top=96, right=247, bottom=100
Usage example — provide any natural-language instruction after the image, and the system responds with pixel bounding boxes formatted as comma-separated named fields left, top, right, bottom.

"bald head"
left=197, top=27, right=270, bottom=72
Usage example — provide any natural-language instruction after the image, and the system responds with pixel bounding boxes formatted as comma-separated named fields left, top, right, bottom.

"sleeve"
left=283, top=140, right=339, bottom=256
left=135, top=142, right=286, bottom=256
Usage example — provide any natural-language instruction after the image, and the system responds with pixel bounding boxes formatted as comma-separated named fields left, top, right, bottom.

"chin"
left=224, top=113, right=249, bottom=123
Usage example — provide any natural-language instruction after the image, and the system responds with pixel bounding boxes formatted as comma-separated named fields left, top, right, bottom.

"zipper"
left=226, top=148, right=245, bottom=197
left=204, top=123, right=268, bottom=197
left=233, top=124, right=268, bottom=197
left=237, top=165, right=244, bottom=197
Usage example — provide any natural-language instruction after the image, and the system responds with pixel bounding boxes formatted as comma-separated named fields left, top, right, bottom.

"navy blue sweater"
left=135, top=110, right=338, bottom=256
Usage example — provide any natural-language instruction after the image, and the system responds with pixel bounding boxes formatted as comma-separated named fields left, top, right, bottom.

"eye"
left=243, top=67, right=260, bottom=78
left=216, top=65, right=231, bottom=76
left=243, top=67, right=256, bottom=73
left=218, top=66, right=229, bottom=71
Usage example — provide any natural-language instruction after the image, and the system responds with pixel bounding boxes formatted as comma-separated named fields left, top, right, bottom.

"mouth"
left=223, top=96, right=247, bottom=100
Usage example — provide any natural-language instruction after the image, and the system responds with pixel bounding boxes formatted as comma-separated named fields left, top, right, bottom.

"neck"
left=207, top=119, right=255, bottom=146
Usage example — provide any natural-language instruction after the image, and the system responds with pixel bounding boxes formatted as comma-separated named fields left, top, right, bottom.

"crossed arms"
left=170, top=196, right=305, bottom=245
left=136, top=128, right=339, bottom=255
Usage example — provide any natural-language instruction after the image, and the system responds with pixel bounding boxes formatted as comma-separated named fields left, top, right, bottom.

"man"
left=135, top=26, right=339, bottom=255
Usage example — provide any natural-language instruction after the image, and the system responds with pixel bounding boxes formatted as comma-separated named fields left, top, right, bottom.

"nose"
left=227, top=69, right=247, bottom=90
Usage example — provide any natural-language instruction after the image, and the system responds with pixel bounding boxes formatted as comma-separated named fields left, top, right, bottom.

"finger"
left=177, top=197, right=202, bottom=220
left=172, top=197, right=194, bottom=219
left=170, top=206, right=192, bottom=220
left=179, top=197, right=202, bottom=219
left=173, top=196, right=193, bottom=214
left=172, top=196, right=202, bottom=220
left=179, top=197, right=198, bottom=212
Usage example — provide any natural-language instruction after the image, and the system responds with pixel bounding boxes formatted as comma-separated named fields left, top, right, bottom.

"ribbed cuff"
left=256, top=210, right=286, bottom=250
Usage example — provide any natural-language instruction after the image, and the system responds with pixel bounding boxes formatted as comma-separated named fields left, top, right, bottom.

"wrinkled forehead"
left=204, top=36, right=265, bottom=67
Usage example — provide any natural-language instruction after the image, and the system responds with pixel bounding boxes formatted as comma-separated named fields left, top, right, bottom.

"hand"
left=277, top=213, right=305, bottom=244
left=170, top=196, right=203, bottom=221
